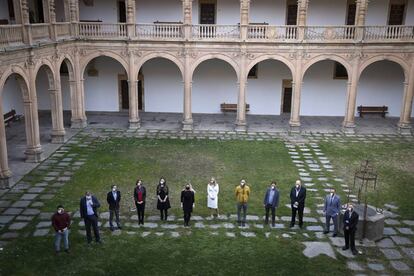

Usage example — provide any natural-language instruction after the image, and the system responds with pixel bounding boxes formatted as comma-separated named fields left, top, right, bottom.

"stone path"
left=0, top=127, right=413, bottom=275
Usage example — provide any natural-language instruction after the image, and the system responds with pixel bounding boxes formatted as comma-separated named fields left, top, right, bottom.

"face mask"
left=186, top=186, right=190, bottom=190
left=271, top=186, right=275, bottom=190
left=348, top=208, right=353, bottom=212
left=58, top=209, right=63, bottom=214
left=296, top=185, right=300, bottom=189
left=112, top=188, right=117, bottom=192
left=330, top=192, right=334, bottom=196
left=241, top=182, right=245, bottom=186
left=86, top=196, right=92, bottom=200
left=160, top=180, right=165, bottom=184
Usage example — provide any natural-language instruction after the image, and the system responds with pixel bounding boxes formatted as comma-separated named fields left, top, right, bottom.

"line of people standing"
left=51, top=178, right=359, bottom=256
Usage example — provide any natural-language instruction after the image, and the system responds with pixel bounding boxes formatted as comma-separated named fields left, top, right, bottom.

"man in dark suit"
left=133, top=179, right=146, bottom=225
left=342, top=203, right=359, bottom=255
left=263, top=181, right=280, bottom=227
left=107, top=184, right=121, bottom=231
left=290, top=180, right=306, bottom=228
left=323, top=188, right=341, bottom=237
left=80, top=191, right=101, bottom=244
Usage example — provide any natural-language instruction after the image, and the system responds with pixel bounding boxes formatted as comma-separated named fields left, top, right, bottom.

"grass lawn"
left=320, top=141, right=414, bottom=219
left=0, top=138, right=377, bottom=275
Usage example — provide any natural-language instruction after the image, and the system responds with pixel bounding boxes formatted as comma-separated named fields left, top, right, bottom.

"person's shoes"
left=342, top=246, right=349, bottom=251
left=299, top=224, right=303, bottom=229
left=110, top=226, right=114, bottom=232
left=352, top=250, right=358, bottom=255
left=64, top=249, right=70, bottom=253
left=290, top=224, right=295, bottom=228
left=117, top=225, right=122, bottom=230
left=96, top=240, right=102, bottom=244
left=323, top=231, right=329, bottom=234
left=272, top=223, right=275, bottom=227
left=332, top=233, right=337, bottom=237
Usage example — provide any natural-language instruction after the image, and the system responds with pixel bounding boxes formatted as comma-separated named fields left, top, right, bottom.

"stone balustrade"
left=0, top=23, right=413, bottom=48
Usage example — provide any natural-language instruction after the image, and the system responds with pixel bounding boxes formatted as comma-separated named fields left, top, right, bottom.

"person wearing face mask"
left=235, top=179, right=250, bottom=227
left=207, top=177, right=219, bottom=218
left=290, top=180, right=307, bottom=228
left=342, top=203, right=359, bottom=255
left=263, top=181, right=280, bottom=227
left=323, top=188, right=341, bottom=237
left=134, top=178, right=147, bottom=225
left=157, top=177, right=171, bottom=221
left=107, top=184, right=122, bottom=231
left=181, top=183, right=195, bottom=227
left=51, top=205, right=71, bottom=254
left=80, top=191, right=101, bottom=244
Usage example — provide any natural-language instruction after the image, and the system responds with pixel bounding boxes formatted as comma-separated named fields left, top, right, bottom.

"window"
left=333, top=62, right=348, bottom=79
left=286, top=0, right=298, bottom=25
left=118, top=1, right=126, bottom=23
left=199, top=1, right=216, bottom=24
left=346, top=0, right=356, bottom=25
left=7, top=0, right=15, bottom=22
left=388, top=0, right=406, bottom=25
left=248, top=65, right=258, bottom=79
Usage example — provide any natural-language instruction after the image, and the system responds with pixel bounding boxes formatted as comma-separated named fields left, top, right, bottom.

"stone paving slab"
left=302, top=242, right=336, bottom=259
left=33, top=229, right=50, bottom=237
left=390, top=235, right=413, bottom=245
left=380, top=248, right=403, bottom=260
left=389, top=260, right=410, bottom=271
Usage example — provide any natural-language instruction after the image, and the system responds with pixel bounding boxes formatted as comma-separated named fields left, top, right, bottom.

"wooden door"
left=120, top=79, right=129, bottom=110
left=388, top=4, right=405, bottom=25
left=286, top=3, right=297, bottom=25
left=200, top=3, right=215, bottom=24
left=118, top=1, right=126, bottom=23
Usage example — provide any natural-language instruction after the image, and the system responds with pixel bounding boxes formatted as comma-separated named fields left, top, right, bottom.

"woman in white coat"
left=207, top=177, right=219, bottom=218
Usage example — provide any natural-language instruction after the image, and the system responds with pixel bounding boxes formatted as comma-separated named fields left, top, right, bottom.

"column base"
left=235, top=121, right=247, bottom=132
left=182, top=119, right=193, bottom=131
left=129, top=120, right=141, bottom=130
left=289, top=120, right=301, bottom=134
left=342, top=121, right=356, bottom=135
left=51, top=130, right=66, bottom=144
left=397, top=123, right=412, bottom=136
left=0, top=170, right=12, bottom=189
left=71, top=119, right=87, bottom=129
left=25, top=147, right=44, bottom=163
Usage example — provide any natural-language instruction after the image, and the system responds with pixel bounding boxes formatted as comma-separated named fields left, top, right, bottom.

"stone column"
left=182, top=50, right=193, bottom=131
left=342, top=61, right=360, bottom=134
left=25, top=65, right=44, bottom=163
left=126, top=0, right=136, bottom=38
left=49, top=74, right=66, bottom=143
left=128, top=51, right=140, bottom=129
left=355, top=0, right=369, bottom=40
left=182, top=0, right=193, bottom=40
left=63, top=0, right=70, bottom=22
left=236, top=51, right=247, bottom=132
left=0, top=96, right=12, bottom=188
left=398, top=63, right=414, bottom=135
left=71, top=50, right=87, bottom=128
left=297, top=0, right=309, bottom=41
left=289, top=53, right=304, bottom=133
left=19, top=0, right=32, bottom=45
left=240, top=0, right=250, bottom=41
left=69, top=0, right=79, bottom=36
left=46, top=0, right=57, bottom=41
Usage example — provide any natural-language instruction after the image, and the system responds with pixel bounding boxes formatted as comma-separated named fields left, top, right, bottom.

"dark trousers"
left=160, top=209, right=168, bottom=220
left=84, top=215, right=100, bottom=243
left=183, top=211, right=191, bottom=226
left=265, top=204, right=276, bottom=225
left=136, top=202, right=145, bottom=224
left=344, top=228, right=357, bottom=251
left=325, top=214, right=338, bottom=234
left=237, top=203, right=248, bottom=224
left=291, top=204, right=304, bottom=227
left=109, top=207, right=120, bottom=227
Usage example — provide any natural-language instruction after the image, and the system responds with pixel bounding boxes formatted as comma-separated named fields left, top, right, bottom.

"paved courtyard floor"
left=0, top=125, right=413, bottom=275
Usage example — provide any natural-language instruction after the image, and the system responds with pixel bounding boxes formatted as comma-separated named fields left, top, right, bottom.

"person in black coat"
left=342, top=203, right=359, bottom=255
left=290, top=180, right=307, bottom=228
left=263, top=181, right=280, bottom=226
left=133, top=179, right=146, bottom=225
left=156, top=177, right=171, bottom=221
left=181, top=183, right=195, bottom=227
left=106, top=184, right=121, bottom=231
left=79, top=191, right=101, bottom=244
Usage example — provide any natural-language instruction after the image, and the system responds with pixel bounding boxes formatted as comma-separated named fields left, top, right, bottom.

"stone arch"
left=302, top=54, right=352, bottom=79
left=34, top=59, right=56, bottom=90
left=246, top=55, right=295, bottom=79
left=191, top=54, right=240, bottom=81
left=80, top=51, right=129, bottom=79
left=359, top=55, right=409, bottom=81
left=57, top=55, right=76, bottom=81
left=0, top=66, right=30, bottom=101
left=136, top=52, right=184, bottom=80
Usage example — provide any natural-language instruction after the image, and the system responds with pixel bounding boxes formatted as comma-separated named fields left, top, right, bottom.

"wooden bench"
left=4, top=109, right=17, bottom=126
left=357, top=105, right=388, bottom=118
left=220, top=103, right=250, bottom=112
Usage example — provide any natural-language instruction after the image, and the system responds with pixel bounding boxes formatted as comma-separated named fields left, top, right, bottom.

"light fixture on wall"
left=83, top=0, right=94, bottom=7
left=87, top=60, right=99, bottom=77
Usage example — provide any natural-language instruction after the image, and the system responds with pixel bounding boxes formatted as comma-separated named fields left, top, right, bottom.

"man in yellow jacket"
left=235, top=179, right=250, bottom=227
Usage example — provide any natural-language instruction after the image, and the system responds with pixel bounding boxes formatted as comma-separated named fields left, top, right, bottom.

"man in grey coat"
left=323, top=188, right=341, bottom=237
left=263, top=181, right=280, bottom=227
